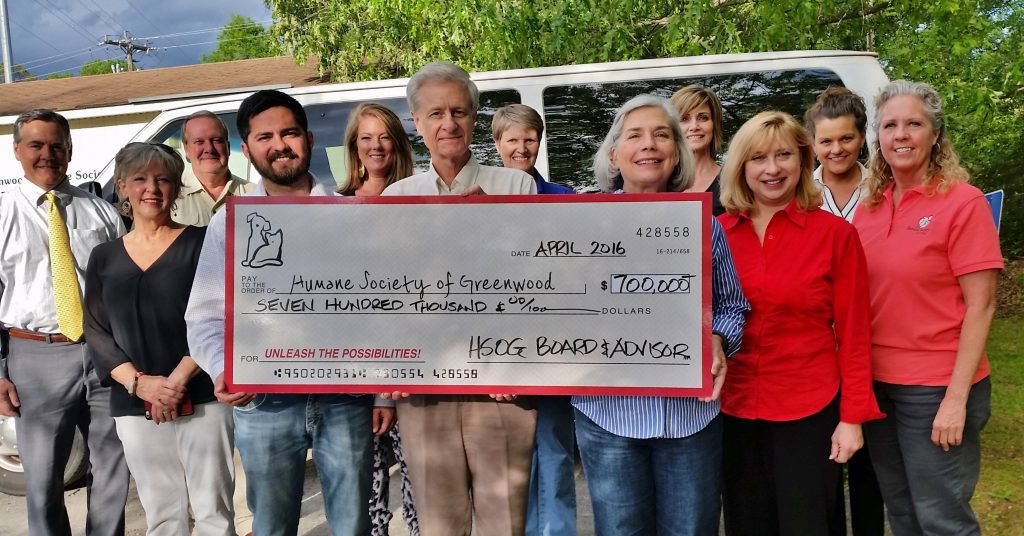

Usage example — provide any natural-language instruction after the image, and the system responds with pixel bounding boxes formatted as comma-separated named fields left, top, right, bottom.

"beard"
left=252, top=149, right=310, bottom=187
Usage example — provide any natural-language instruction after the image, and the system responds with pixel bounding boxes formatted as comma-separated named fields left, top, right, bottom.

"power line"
left=100, top=30, right=152, bottom=71
left=11, top=19, right=65, bottom=56
left=124, top=0, right=164, bottom=35
left=20, top=45, right=95, bottom=69
left=81, top=0, right=125, bottom=33
left=137, top=19, right=273, bottom=41
left=35, top=0, right=99, bottom=46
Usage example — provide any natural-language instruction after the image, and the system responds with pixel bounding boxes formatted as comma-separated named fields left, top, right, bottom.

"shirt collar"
left=182, top=170, right=250, bottom=202
left=813, top=161, right=869, bottom=187
left=20, top=175, right=73, bottom=206
left=427, top=153, right=480, bottom=192
left=251, top=173, right=334, bottom=197
left=720, top=197, right=808, bottom=230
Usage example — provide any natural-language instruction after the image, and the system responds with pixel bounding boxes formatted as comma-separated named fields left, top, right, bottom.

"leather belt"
left=6, top=328, right=77, bottom=343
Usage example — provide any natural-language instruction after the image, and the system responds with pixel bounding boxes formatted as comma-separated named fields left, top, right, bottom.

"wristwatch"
left=128, top=371, right=145, bottom=397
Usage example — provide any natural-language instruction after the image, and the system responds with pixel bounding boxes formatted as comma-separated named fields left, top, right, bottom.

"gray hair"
left=13, top=109, right=71, bottom=148
left=113, top=142, right=185, bottom=198
left=491, top=103, right=544, bottom=142
left=181, top=110, right=230, bottom=144
left=872, top=80, right=945, bottom=141
left=593, top=95, right=694, bottom=192
left=407, top=61, right=480, bottom=113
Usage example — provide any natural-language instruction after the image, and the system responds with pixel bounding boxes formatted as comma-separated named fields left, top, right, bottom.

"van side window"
left=543, top=69, right=844, bottom=191
left=303, top=89, right=521, bottom=189
left=148, top=112, right=250, bottom=181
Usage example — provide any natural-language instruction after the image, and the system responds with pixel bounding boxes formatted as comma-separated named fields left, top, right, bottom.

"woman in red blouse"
left=717, top=111, right=883, bottom=535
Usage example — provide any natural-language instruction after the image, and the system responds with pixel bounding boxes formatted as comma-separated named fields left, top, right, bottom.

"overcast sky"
left=4, top=0, right=273, bottom=78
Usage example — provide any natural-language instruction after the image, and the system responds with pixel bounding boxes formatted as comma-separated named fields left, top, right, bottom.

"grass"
left=974, top=316, right=1024, bottom=536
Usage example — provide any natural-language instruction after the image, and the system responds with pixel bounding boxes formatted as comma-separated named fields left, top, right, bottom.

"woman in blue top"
left=573, top=94, right=749, bottom=536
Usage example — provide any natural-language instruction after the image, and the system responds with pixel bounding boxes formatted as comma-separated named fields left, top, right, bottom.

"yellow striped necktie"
left=46, top=192, right=84, bottom=342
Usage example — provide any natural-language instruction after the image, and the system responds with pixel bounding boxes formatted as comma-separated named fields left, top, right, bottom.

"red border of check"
left=225, top=192, right=712, bottom=397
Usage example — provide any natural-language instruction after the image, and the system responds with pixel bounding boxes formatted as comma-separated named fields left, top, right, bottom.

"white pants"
left=115, top=401, right=236, bottom=536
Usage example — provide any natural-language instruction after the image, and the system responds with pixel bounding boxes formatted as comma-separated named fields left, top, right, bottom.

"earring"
left=118, top=198, right=131, bottom=217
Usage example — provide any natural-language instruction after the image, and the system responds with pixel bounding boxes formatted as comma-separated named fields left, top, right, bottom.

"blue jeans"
left=526, top=396, right=577, bottom=536
left=575, top=409, right=722, bottom=536
left=234, top=394, right=373, bottom=536
left=864, top=379, right=991, bottom=536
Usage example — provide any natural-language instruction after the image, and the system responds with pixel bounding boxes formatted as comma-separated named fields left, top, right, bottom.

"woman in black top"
left=672, top=85, right=727, bottom=216
left=84, top=142, right=236, bottom=535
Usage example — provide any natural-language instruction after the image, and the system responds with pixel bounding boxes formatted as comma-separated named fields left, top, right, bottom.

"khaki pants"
left=398, top=395, right=537, bottom=536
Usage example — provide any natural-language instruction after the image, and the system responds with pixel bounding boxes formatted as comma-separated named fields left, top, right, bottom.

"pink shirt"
left=853, top=181, right=1003, bottom=386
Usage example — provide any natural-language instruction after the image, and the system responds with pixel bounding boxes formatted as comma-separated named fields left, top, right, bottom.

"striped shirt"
left=813, top=163, right=869, bottom=223
left=572, top=216, right=749, bottom=439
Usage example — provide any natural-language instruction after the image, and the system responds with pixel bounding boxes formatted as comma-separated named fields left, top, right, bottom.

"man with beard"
left=185, top=90, right=392, bottom=535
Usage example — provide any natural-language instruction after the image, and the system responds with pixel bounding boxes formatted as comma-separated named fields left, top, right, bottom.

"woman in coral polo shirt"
left=854, top=81, right=1003, bottom=536
left=717, top=111, right=883, bottom=536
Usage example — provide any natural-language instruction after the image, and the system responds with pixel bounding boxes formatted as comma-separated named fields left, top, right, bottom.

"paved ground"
left=0, top=454, right=596, bottom=535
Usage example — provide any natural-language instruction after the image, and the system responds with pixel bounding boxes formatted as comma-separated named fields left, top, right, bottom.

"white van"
left=88, top=50, right=889, bottom=196
left=0, top=50, right=889, bottom=496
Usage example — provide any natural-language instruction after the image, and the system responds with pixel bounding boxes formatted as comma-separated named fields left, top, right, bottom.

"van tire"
left=0, top=416, right=88, bottom=496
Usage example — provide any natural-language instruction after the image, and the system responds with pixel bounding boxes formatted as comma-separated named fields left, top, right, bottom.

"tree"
left=201, top=14, right=280, bottom=63
left=46, top=72, right=74, bottom=79
left=0, top=63, right=36, bottom=82
left=266, top=0, right=1024, bottom=255
left=80, top=59, right=129, bottom=76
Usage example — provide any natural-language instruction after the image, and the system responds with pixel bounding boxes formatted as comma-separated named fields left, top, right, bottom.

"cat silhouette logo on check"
left=241, top=212, right=284, bottom=268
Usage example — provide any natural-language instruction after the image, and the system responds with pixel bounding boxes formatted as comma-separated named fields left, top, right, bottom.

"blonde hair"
left=340, top=103, right=414, bottom=194
left=593, top=95, right=694, bottom=193
left=720, top=111, right=820, bottom=214
left=670, top=85, right=724, bottom=158
left=863, top=80, right=969, bottom=210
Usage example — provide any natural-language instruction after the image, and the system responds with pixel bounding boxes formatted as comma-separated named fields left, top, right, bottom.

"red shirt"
left=853, top=182, right=1003, bottom=386
left=719, top=201, right=882, bottom=423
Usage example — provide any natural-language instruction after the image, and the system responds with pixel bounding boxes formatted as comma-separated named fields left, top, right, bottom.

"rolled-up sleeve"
left=710, top=218, right=749, bottom=357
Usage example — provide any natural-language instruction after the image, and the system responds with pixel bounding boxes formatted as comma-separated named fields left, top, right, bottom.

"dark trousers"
left=830, top=447, right=885, bottom=536
left=8, top=337, right=128, bottom=536
left=722, top=397, right=841, bottom=536
left=864, top=379, right=990, bottom=536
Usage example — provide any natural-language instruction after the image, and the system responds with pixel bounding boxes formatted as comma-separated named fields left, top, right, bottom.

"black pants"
left=830, top=447, right=885, bottom=536
left=722, top=397, right=841, bottom=536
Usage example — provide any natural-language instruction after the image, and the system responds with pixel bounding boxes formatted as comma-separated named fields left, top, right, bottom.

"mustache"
left=269, top=149, right=297, bottom=161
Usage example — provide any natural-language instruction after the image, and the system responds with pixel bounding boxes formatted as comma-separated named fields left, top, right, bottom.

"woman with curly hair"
left=854, top=80, right=1003, bottom=535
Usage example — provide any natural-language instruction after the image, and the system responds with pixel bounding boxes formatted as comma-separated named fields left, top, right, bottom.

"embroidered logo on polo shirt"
left=907, top=214, right=933, bottom=235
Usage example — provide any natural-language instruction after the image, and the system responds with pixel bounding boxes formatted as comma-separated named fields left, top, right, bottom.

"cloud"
left=7, top=0, right=272, bottom=77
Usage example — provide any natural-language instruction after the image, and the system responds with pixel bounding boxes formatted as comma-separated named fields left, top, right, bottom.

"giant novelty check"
left=225, top=193, right=711, bottom=397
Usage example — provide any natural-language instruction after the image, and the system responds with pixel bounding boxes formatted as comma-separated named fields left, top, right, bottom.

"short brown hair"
left=670, top=85, right=723, bottom=158
left=113, top=142, right=185, bottom=218
left=720, top=111, right=821, bottom=214
left=491, top=104, right=544, bottom=142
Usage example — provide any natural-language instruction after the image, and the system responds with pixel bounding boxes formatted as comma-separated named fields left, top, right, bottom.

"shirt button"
left=768, top=234, right=774, bottom=240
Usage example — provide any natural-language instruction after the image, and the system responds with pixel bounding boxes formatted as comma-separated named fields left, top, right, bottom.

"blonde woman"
left=854, top=80, right=1002, bottom=536
left=718, top=111, right=882, bottom=536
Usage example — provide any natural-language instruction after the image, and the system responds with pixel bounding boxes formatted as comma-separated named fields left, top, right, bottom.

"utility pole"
left=100, top=30, right=151, bottom=72
left=1, top=0, right=14, bottom=84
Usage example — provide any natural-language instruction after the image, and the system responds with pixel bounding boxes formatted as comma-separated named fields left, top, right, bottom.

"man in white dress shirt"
left=0, top=109, right=128, bottom=535
left=382, top=61, right=538, bottom=536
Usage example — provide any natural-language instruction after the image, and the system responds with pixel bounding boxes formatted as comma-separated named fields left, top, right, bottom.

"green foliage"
left=0, top=63, right=36, bottom=82
left=266, top=0, right=1024, bottom=256
left=80, top=59, right=129, bottom=76
left=46, top=71, right=74, bottom=79
left=201, top=14, right=281, bottom=63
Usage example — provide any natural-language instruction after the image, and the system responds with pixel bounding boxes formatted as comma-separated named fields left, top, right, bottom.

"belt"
left=6, top=328, right=78, bottom=343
